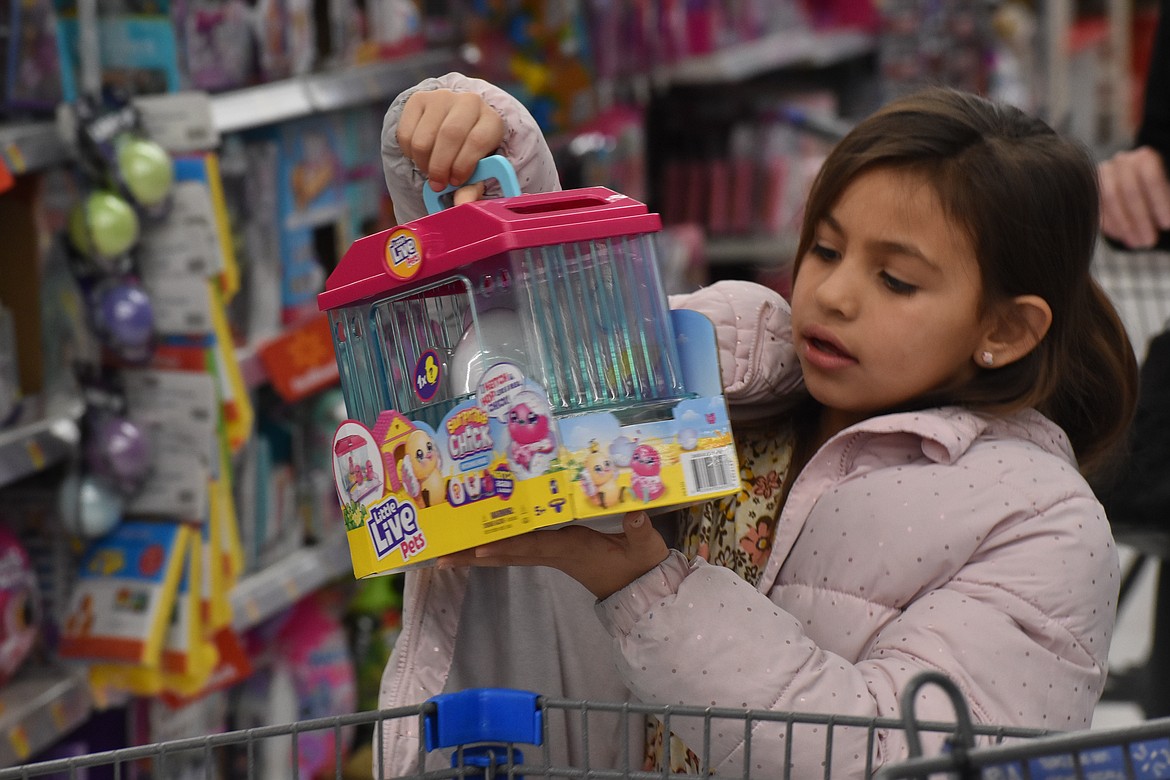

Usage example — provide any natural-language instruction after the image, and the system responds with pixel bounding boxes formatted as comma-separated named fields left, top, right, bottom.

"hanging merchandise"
left=63, top=91, right=176, bottom=365
left=51, top=91, right=176, bottom=541
left=56, top=369, right=159, bottom=541
left=57, top=467, right=124, bottom=540
left=0, top=525, right=42, bottom=688
left=57, top=519, right=192, bottom=667
left=65, top=188, right=141, bottom=270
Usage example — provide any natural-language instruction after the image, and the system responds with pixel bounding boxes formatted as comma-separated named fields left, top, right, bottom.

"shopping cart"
left=0, top=671, right=1082, bottom=780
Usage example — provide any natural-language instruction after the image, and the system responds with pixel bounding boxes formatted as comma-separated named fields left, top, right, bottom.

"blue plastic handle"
left=424, top=688, right=543, bottom=751
left=422, top=154, right=523, bottom=215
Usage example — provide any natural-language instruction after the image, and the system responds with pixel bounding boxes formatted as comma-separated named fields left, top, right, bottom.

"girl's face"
left=790, top=167, right=990, bottom=438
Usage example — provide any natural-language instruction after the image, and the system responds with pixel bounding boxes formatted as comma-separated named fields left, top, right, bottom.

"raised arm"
left=381, top=72, right=561, bottom=224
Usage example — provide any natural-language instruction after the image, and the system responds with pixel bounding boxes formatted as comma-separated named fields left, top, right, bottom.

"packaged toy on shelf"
left=318, top=156, right=740, bottom=578
left=0, top=525, right=40, bottom=687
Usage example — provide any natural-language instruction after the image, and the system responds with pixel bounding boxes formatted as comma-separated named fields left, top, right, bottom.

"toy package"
left=318, top=156, right=740, bottom=578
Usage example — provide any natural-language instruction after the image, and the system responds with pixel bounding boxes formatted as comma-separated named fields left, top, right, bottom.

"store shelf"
left=705, top=234, right=799, bottom=267
left=230, top=535, right=352, bottom=632
left=0, top=665, right=92, bottom=768
left=664, top=27, right=876, bottom=85
left=2, top=48, right=460, bottom=177
left=0, top=395, right=84, bottom=491
left=0, top=539, right=350, bottom=768
left=0, top=122, right=71, bottom=177
left=210, top=48, right=459, bottom=134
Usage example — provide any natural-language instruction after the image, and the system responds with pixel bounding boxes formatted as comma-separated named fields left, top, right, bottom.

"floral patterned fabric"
left=644, top=422, right=797, bottom=772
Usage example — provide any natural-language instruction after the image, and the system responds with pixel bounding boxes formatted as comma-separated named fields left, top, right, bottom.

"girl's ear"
left=976, top=294, right=1053, bottom=368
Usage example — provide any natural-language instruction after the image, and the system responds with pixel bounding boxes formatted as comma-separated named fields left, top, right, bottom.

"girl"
left=375, top=74, right=1138, bottom=777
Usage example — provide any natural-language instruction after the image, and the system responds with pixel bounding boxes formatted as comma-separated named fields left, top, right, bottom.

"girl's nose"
left=813, top=262, right=859, bottom=319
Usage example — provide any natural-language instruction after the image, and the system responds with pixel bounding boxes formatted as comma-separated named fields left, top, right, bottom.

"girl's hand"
left=397, top=89, right=505, bottom=194
left=437, top=512, right=670, bottom=600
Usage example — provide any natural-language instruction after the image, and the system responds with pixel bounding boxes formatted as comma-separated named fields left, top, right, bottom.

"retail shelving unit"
left=663, top=27, right=876, bottom=86
left=645, top=26, right=877, bottom=274
left=229, top=535, right=352, bottom=633
left=0, top=47, right=459, bottom=769
left=0, top=665, right=92, bottom=768
left=2, top=48, right=461, bottom=179
left=0, top=122, right=70, bottom=180
left=209, top=48, right=457, bottom=134
left=0, top=396, right=84, bottom=492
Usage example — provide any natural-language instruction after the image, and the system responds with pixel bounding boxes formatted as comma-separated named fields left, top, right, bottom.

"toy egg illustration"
left=318, top=156, right=687, bottom=430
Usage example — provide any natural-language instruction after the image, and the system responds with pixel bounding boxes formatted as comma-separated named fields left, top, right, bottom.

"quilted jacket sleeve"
left=668, top=280, right=803, bottom=413
left=381, top=72, right=561, bottom=224
left=594, top=460, right=1115, bottom=778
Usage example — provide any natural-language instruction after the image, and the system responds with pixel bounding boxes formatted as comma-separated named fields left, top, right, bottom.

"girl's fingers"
left=397, top=91, right=505, bottom=198
left=449, top=107, right=505, bottom=186
left=397, top=93, right=432, bottom=172
left=453, top=182, right=487, bottom=206
left=435, top=514, right=668, bottom=599
left=425, top=94, right=488, bottom=189
left=472, top=525, right=602, bottom=564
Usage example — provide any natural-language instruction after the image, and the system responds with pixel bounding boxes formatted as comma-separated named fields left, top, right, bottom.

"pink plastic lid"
left=317, top=186, right=662, bottom=311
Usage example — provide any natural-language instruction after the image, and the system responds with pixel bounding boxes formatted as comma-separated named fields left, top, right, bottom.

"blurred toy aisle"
left=0, top=0, right=1155, bottom=776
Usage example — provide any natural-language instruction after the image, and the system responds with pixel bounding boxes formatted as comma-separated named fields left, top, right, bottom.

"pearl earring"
left=980, top=351, right=994, bottom=367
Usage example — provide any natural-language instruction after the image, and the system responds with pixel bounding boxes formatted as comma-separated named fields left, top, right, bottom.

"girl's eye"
left=881, top=271, right=917, bottom=295
left=810, top=243, right=840, bottom=262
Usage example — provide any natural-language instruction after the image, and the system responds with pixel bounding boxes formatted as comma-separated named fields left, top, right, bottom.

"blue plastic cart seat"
left=424, top=688, right=543, bottom=751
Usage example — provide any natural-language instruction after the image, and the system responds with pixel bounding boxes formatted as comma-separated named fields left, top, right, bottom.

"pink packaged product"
left=318, top=156, right=739, bottom=577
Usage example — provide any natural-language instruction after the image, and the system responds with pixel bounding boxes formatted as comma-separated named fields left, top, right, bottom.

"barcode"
left=682, top=449, right=737, bottom=495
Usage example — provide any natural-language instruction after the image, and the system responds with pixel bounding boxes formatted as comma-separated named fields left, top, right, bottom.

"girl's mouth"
left=810, top=337, right=849, bottom=358
left=800, top=330, right=858, bottom=369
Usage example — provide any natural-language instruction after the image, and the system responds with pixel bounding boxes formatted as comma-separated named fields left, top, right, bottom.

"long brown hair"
left=793, top=87, right=1138, bottom=475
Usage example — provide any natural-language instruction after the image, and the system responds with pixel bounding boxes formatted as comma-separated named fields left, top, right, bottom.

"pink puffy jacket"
left=374, top=74, right=1119, bottom=778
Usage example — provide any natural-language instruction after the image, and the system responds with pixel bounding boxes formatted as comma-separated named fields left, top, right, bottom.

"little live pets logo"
left=384, top=228, right=423, bottom=281
left=368, top=496, right=427, bottom=561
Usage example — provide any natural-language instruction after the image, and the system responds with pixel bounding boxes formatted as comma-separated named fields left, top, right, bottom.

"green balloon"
left=68, top=191, right=140, bottom=260
left=116, top=135, right=174, bottom=207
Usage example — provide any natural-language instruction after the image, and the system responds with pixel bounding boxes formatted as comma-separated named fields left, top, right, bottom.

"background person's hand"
left=397, top=89, right=504, bottom=193
left=437, top=511, right=671, bottom=600
left=1098, top=145, right=1170, bottom=249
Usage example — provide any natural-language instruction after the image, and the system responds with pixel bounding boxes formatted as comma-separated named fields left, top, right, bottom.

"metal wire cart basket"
left=3, top=671, right=1167, bottom=779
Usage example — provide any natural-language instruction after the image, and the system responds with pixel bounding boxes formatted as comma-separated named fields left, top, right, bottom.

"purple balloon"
left=93, top=280, right=154, bottom=349
left=86, top=416, right=153, bottom=490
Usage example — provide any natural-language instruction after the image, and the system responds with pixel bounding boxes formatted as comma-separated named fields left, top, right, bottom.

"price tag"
left=8, top=725, right=29, bottom=760
left=50, top=701, right=67, bottom=730
left=25, top=440, right=44, bottom=470
left=134, top=92, right=219, bottom=153
left=0, top=155, right=12, bottom=194
left=3, top=142, right=25, bottom=173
